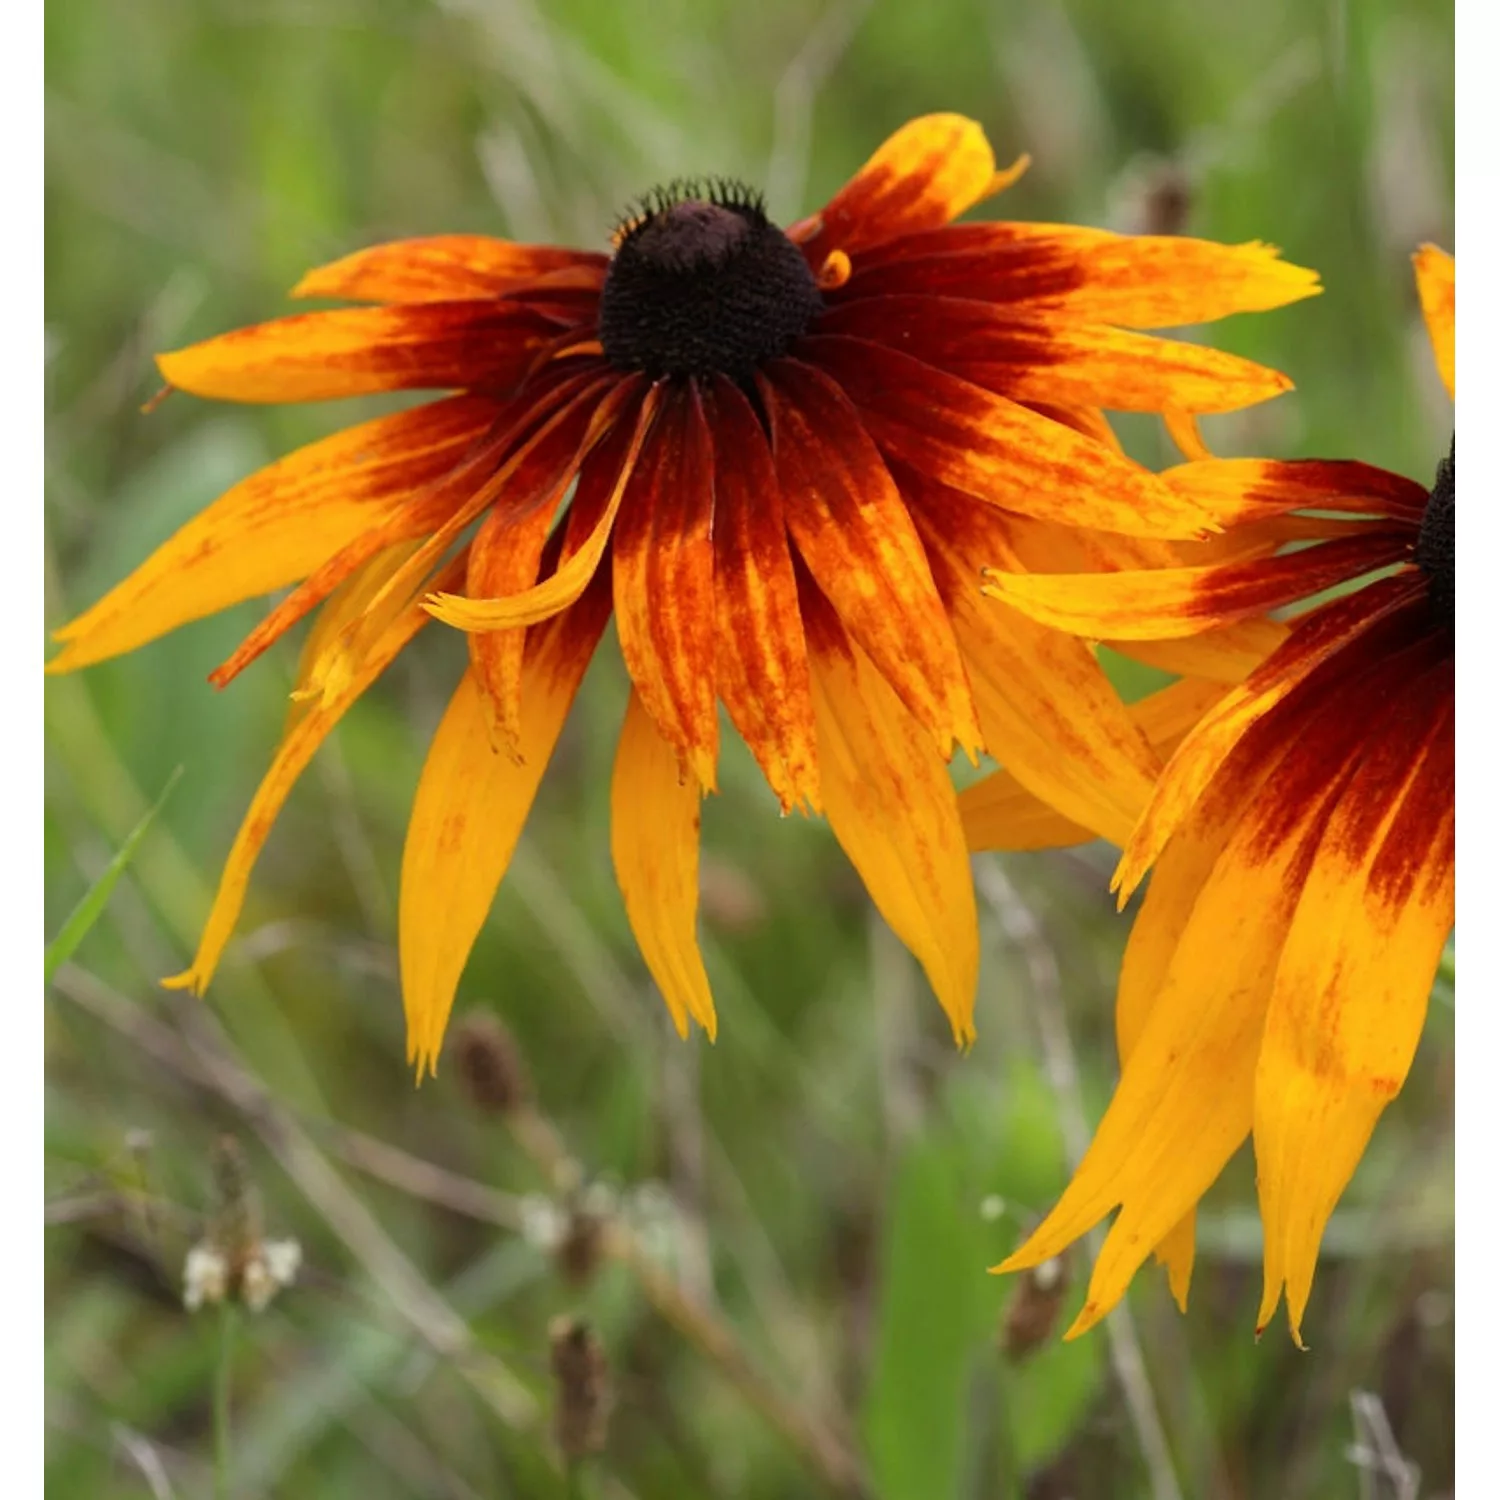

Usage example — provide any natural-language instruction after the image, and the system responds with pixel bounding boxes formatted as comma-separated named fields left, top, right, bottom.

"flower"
left=984, top=247, right=1455, bottom=1344
left=48, top=115, right=1320, bottom=1076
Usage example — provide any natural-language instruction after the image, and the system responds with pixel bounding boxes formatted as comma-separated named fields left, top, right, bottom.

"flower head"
left=48, top=115, right=1320, bottom=1076
left=983, top=247, right=1455, bottom=1344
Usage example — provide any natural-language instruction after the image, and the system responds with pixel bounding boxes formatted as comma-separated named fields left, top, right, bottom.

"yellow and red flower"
left=48, top=115, right=1319, bottom=1076
left=984, top=246, right=1455, bottom=1343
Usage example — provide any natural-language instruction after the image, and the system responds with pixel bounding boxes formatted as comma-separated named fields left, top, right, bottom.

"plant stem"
left=214, top=1299, right=240, bottom=1500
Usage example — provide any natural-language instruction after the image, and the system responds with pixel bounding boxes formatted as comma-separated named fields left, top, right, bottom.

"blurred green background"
left=45, top=0, right=1455, bottom=1496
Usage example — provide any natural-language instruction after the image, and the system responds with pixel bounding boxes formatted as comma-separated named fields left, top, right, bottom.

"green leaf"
left=862, top=1130, right=994, bottom=1500
left=44, top=765, right=183, bottom=983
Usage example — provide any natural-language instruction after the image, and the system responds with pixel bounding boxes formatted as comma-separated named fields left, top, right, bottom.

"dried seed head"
left=549, top=1317, right=612, bottom=1462
left=555, top=1208, right=607, bottom=1288
left=1001, top=1254, right=1071, bottom=1360
left=451, top=1012, right=530, bottom=1115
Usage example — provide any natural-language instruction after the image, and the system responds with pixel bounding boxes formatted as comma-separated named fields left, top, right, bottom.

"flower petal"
left=161, top=553, right=466, bottom=996
left=958, top=677, right=1226, bottom=854
left=612, top=381, right=719, bottom=791
left=289, top=374, right=615, bottom=703
left=792, top=114, right=1005, bottom=262
left=907, top=486, right=1161, bottom=845
left=46, top=395, right=497, bottom=673
left=1105, top=619, right=1288, bottom=686
left=803, top=582, right=979, bottom=1043
left=609, top=689, right=718, bottom=1040
left=399, top=582, right=612, bottom=1080
left=286, top=540, right=422, bottom=734
left=800, top=335, right=1211, bottom=539
left=464, top=485, right=570, bottom=754
left=1254, top=666, right=1454, bottom=1342
left=819, top=296, right=1295, bottom=414
left=995, top=660, right=1383, bottom=1334
left=1162, top=457, right=1429, bottom=525
left=848, top=225, right=1321, bottom=328
left=981, top=530, right=1416, bottom=641
left=1115, top=574, right=1430, bottom=900
left=1412, top=244, right=1454, bottom=399
left=426, top=377, right=658, bottom=631
left=760, top=357, right=981, bottom=760
left=293, top=236, right=607, bottom=303
left=702, top=375, right=820, bottom=814
left=157, top=303, right=565, bottom=404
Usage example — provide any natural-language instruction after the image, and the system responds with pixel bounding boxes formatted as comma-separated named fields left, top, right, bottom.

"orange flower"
left=984, top=246, right=1455, bottom=1344
left=48, top=115, right=1319, bottom=1076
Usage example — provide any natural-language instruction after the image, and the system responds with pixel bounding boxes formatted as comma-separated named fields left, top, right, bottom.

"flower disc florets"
left=599, top=179, right=822, bottom=381
left=1416, top=436, right=1455, bottom=625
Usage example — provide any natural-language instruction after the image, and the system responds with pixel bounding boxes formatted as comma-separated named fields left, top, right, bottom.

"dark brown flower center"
left=1415, top=436, right=1454, bottom=626
left=598, top=181, right=822, bottom=381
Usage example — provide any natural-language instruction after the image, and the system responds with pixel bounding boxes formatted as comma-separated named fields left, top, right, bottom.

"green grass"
left=46, top=1, right=1453, bottom=1496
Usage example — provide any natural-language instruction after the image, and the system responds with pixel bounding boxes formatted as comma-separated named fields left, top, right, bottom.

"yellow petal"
left=286, top=540, right=423, bottom=734
left=1411, top=244, right=1455, bottom=399
left=1116, top=574, right=1428, bottom=902
left=908, top=484, right=1161, bottom=845
left=1255, top=673, right=1454, bottom=1343
left=162, top=555, right=463, bottom=996
left=609, top=689, right=718, bottom=1040
left=399, top=585, right=612, bottom=1080
left=958, top=677, right=1226, bottom=854
left=805, top=590, right=979, bottom=1044
left=305, top=376, right=611, bottom=704
left=47, top=396, right=496, bottom=673
left=1104, top=619, right=1288, bottom=686
left=995, top=664, right=1382, bottom=1335
left=426, top=378, right=659, bottom=632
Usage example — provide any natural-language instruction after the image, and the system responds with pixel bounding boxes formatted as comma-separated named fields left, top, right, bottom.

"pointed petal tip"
left=988, top=152, right=1031, bottom=195
left=1063, top=1301, right=1105, bottom=1340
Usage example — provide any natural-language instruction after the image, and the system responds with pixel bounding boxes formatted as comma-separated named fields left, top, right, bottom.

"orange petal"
left=156, top=302, right=563, bottom=404
left=293, top=237, right=607, bottom=303
left=399, top=583, right=612, bottom=1079
left=801, top=335, right=1212, bottom=539
left=46, top=395, right=497, bottom=674
left=850, top=226, right=1321, bottom=328
left=1255, top=666, right=1454, bottom=1342
left=803, top=584, right=979, bottom=1043
left=1162, top=457, right=1428, bottom=525
left=1115, top=574, right=1429, bottom=900
left=981, top=530, right=1415, bottom=641
left=294, top=374, right=614, bottom=704
left=792, top=114, right=1008, bottom=262
left=1411, top=245, right=1454, bottom=399
left=820, top=296, right=1296, bottom=414
left=609, top=689, right=718, bottom=1040
left=426, top=378, right=659, bottom=632
left=464, top=487, right=570, bottom=755
left=760, top=357, right=981, bottom=761
left=612, top=382, right=719, bottom=791
left=702, top=375, right=820, bottom=814
left=162, top=553, right=465, bottom=997
left=995, top=662, right=1382, bottom=1334
left=1023, top=401, right=1123, bottom=453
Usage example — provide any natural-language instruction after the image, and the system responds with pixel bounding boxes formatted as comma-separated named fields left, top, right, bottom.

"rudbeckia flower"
left=47, top=114, right=1320, bottom=1077
left=985, top=246, right=1455, bottom=1343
